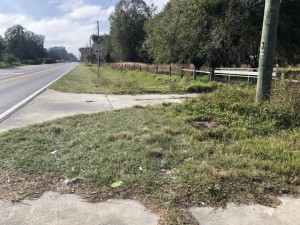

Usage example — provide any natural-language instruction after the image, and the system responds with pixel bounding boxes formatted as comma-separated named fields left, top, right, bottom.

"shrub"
left=185, top=83, right=216, bottom=93
left=4, top=53, right=18, bottom=65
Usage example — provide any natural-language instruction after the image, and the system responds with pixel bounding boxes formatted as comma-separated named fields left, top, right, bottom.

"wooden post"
left=156, top=65, right=159, bottom=74
left=210, top=68, right=215, bottom=81
left=181, top=67, right=184, bottom=79
left=140, top=65, right=142, bottom=72
left=169, top=65, right=172, bottom=76
left=193, top=69, right=196, bottom=80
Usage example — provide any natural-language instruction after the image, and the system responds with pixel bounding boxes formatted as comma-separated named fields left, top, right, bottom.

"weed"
left=270, top=81, right=300, bottom=119
left=107, top=131, right=133, bottom=141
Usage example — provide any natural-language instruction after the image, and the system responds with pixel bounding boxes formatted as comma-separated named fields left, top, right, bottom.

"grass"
left=1, top=80, right=300, bottom=224
left=50, top=64, right=219, bottom=94
left=0, top=62, right=21, bottom=68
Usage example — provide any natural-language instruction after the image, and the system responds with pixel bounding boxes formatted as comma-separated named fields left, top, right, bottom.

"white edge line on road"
left=0, top=63, right=78, bottom=124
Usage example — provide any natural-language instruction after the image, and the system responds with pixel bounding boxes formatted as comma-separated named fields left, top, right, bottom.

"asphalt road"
left=0, top=62, right=78, bottom=119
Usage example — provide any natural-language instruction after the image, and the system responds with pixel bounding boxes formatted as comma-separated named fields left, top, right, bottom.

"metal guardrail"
left=213, top=68, right=277, bottom=84
left=214, top=68, right=277, bottom=77
left=181, top=68, right=210, bottom=80
left=180, top=67, right=279, bottom=83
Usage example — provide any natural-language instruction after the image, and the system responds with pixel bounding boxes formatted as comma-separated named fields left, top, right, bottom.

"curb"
left=0, top=64, right=78, bottom=124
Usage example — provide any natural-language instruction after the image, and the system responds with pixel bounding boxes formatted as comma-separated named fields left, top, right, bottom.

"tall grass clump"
left=270, top=81, right=300, bottom=120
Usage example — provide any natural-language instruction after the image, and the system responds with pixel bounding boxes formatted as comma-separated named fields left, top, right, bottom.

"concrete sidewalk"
left=0, top=192, right=159, bottom=225
left=1, top=89, right=300, bottom=225
left=1, top=192, right=299, bottom=225
left=0, top=89, right=197, bottom=132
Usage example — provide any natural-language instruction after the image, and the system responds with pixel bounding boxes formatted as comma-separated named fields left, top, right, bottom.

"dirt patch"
left=191, top=121, right=220, bottom=130
left=0, top=169, right=197, bottom=224
left=0, top=169, right=133, bottom=202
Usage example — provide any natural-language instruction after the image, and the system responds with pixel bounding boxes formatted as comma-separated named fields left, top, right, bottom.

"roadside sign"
left=93, top=44, right=101, bottom=50
left=93, top=44, right=102, bottom=55
left=95, top=49, right=101, bottom=55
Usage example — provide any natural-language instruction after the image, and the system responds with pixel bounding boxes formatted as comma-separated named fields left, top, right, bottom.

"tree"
left=4, top=25, right=26, bottom=61
left=48, top=46, right=68, bottom=62
left=109, top=0, right=151, bottom=62
left=67, top=53, right=78, bottom=62
left=276, top=0, right=300, bottom=65
left=145, top=0, right=251, bottom=67
left=144, top=0, right=299, bottom=67
left=4, top=25, right=46, bottom=63
left=100, top=34, right=114, bottom=62
left=0, top=35, right=5, bottom=61
left=23, top=31, right=46, bottom=60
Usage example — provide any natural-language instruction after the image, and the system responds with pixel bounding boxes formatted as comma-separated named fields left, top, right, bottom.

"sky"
left=0, top=0, right=169, bottom=57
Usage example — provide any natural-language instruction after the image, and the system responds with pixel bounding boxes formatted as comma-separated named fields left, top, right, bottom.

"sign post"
left=93, top=44, right=101, bottom=85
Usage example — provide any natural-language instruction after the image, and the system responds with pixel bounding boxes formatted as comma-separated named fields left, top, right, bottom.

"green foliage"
left=48, top=46, right=68, bottom=62
left=4, top=53, right=18, bottom=65
left=144, top=0, right=300, bottom=67
left=109, top=0, right=151, bottom=62
left=0, top=35, right=5, bottom=61
left=185, top=83, right=217, bottom=93
left=0, top=25, right=76, bottom=65
left=277, top=0, right=300, bottom=65
left=99, top=34, right=114, bottom=63
left=4, top=25, right=46, bottom=62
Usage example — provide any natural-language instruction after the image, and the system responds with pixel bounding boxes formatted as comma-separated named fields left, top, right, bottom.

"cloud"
left=49, top=0, right=86, bottom=12
left=0, top=0, right=114, bottom=57
left=0, top=0, right=168, bottom=57
left=145, top=0, right=169, bottom=11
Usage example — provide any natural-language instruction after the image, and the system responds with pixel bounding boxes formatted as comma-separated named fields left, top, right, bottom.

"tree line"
left=0, top=25, right=77, bottom=66
left=91, top=0, right=299, bottom=68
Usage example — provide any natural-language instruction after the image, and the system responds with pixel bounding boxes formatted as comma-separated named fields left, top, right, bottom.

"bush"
left=4, top=53, right=18, bottom=65
left=185, top=83, right=216, bottom=93
left=43, top=58, right=53, bottom=64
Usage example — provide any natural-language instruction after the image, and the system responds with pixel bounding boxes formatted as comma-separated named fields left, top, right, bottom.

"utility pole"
left=97, top=20, right=100, bottom=84
left=256, top=0, right=281, bottom=103
left=89, top=36, right=92, bottom=66
left=97, top=20, right=100, bottom=68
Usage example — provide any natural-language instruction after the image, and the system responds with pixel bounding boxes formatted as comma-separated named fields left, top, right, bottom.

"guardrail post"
left=210, top=68, right=215, bottom=81
left=193, top=69, right=196, bottom=80
left=180, top=67, right=184, bottom=79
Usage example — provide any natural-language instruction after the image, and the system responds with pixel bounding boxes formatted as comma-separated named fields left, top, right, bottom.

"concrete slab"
left=0, top=89, right=197, bottom=132
left=189, top=197, right=300, bottom=225
left=108, top=94, right=193, bottom=110
left=0, top=192, right=159, bottom=225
